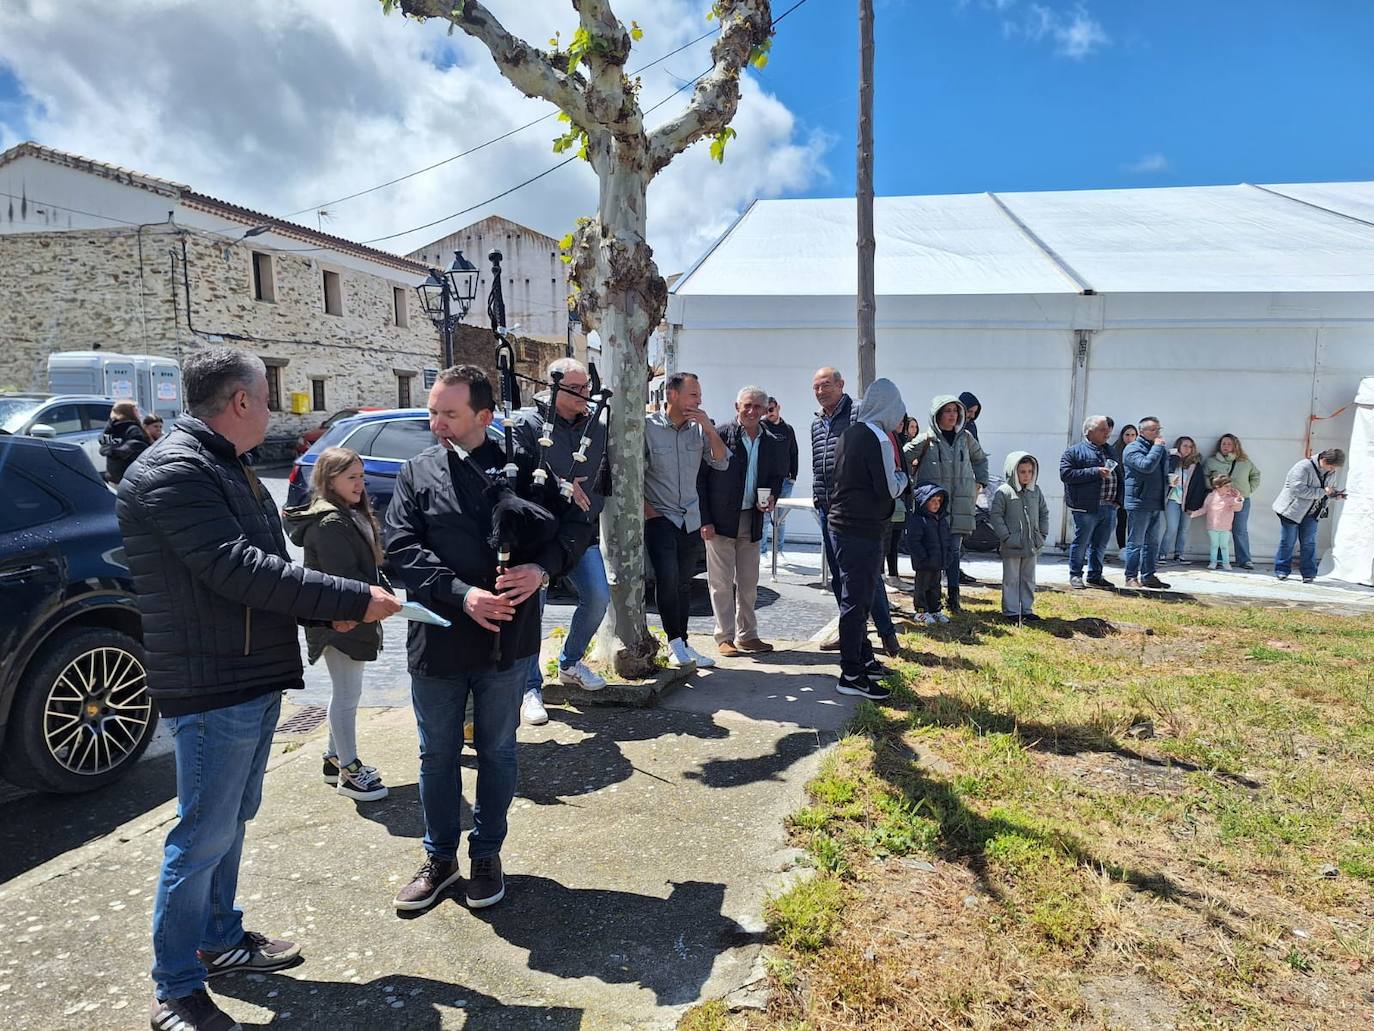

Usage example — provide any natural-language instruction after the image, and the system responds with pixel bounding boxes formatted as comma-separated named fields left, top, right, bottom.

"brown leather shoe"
left=717, top=641, right=741, bottom=657
left=394, top=855, right=461, bottom=912
left=735, top=638, right=774, bottom=654
left=819, top=632, right=841, bottom=651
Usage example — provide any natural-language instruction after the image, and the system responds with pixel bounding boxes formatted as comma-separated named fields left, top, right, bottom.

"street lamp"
left=416, top=249, right=479, bottom=367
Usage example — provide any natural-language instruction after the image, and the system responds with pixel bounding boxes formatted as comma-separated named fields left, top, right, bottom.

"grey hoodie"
left=989, top=450, right=1049, bottom=556
left=854, top=378, right=909, bottom=501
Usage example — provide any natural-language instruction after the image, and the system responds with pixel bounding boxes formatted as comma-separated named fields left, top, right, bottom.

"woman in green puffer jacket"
left=1203, top=433, right=1261, bottom=569
left=903, top=394, right=988, bottom=611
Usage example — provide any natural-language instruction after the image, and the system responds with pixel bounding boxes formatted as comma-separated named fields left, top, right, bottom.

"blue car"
left=285, top=408, right=504, bottom=517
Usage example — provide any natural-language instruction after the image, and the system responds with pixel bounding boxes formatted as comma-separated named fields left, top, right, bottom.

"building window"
left=393, top=286, right=408, bottom=328
left=322, top=270, right=343, bottom=316
left=311, top=378, right=327, bottom=411
left=397, top=373, right=413, bottom=408
left=252, top=251, right=275, bottom=302
left=266, top=364, right=282, bottom=411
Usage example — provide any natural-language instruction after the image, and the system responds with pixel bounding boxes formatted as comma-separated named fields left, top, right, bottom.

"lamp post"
left=416, top=249, right=478, bottom=368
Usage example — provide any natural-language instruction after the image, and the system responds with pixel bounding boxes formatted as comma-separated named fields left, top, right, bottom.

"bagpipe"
left=479, top=250, right=613, bottom=575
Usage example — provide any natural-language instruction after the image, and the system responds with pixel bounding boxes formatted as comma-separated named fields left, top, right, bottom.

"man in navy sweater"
left=1122, top=416, right=1173, bottom=590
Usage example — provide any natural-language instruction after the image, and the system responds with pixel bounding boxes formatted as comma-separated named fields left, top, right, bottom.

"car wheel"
left=2, top=627, right=158, bottom=793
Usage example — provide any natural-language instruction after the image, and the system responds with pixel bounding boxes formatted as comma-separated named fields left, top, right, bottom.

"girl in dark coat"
left=99, top=400, right=151, bottom=484
left=1110, top=424, right=1137, bottom=555
left=284, top=447, right=389, bottom=802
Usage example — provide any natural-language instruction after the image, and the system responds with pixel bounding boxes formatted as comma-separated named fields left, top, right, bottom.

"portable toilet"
left=47, top=351, right=136, bottom=401
left=132, top=354, right=183, bottom=420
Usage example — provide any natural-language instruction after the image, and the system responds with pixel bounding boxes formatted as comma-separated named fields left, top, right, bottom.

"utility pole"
left=856, top=0, right=877, bottom=392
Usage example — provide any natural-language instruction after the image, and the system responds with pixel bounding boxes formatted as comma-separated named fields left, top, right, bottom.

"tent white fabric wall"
left=1328, top=378, right=1374, bottom=585
left=667, top=183, right=1374, bottom=562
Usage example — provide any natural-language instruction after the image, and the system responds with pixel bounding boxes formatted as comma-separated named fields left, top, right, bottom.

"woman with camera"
left=1271, top=448, right=1346, bottom=583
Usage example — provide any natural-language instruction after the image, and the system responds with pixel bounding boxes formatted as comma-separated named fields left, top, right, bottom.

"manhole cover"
left=277, top=704, right=328, bottom=735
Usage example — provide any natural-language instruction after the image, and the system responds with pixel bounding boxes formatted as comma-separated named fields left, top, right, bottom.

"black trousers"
left=829, top=529, right=883, bottom=679
left=913, top=569, right=942, bottom=614
left=645, top=516, right=700, bottom=642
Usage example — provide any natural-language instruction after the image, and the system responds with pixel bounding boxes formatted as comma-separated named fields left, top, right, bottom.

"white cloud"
left=0, top=0, right=827, bottom=276
left=997, top=2, right=1110, bottom=59
left=1123, top=152, right=1169, bottom=174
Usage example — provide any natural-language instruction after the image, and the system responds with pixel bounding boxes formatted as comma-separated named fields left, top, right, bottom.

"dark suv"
left=0, top=434, right=157, bottom=792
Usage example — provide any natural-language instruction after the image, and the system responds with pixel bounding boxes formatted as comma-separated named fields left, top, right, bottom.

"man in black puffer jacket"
left=117, top=347, right=400, bottom=1031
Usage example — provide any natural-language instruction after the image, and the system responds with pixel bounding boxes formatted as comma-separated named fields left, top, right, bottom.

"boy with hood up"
left=827, top=378, right=909, bottom=700
left=989, top=451, right=1050, bottom=620
left=906, top=482, right=954, bottom=623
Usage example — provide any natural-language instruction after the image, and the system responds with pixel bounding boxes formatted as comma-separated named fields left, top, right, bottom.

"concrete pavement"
left=0, top=641, right=855, bottom=1030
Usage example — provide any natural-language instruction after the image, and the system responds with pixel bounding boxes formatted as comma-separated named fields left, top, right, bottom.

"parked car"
left=294, top=406, right=386, bottom=456
left=286, top=408, right=442, bottom=516
left=0, top=393, right=115, bottom=469
left=0, top=434, right=157, bottom=792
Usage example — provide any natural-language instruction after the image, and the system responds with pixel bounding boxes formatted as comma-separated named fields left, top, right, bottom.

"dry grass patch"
left=703, top=587, right=1374, bottom=1030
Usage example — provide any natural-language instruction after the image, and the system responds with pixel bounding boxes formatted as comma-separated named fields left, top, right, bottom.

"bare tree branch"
left=646, top=0, right=771, bottom=176
left=398, top=0, right=595, bottom=129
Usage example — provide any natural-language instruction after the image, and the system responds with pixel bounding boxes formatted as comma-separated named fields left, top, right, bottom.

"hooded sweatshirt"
left=828, top=378, right=909, bottom=540
left=989, top=451, right=1050, bottom=556
left=283, top=497, right=384, bottom=663
left=904, top=394, right=989, bottom=537
left=958, top=391, right=982, bottom=440
left=906, top=482, right=954, bottom=572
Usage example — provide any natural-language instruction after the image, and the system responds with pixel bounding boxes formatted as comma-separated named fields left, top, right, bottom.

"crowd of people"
left=110, top=346, right=1348, bottom=1030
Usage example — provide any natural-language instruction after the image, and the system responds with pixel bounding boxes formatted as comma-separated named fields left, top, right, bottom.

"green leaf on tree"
left=630, top=20, right=644, bottom=41
left=708, top=126, right=737, bottom=164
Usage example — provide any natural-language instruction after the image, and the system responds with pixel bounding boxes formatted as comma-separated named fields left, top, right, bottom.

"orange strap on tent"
left=1305, top=405, right=1349, bottom=457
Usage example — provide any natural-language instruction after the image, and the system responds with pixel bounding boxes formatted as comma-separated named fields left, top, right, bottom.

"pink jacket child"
left=1192, top=484, right=1244, bottom=530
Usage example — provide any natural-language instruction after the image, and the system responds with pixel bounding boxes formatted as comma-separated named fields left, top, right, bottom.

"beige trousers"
left=705, top=525, right=761, bottom=645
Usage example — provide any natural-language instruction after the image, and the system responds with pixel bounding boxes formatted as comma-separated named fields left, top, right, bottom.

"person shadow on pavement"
left=212, top=971, right=581, bottom=1030
left=472, top=875, right=763, bottom=1005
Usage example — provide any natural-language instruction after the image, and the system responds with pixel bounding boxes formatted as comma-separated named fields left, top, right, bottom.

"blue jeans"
left=1274, top=514, right=1319, bottom=579
left=152, top=691, right=281, bottom=1001
left=412, top=665, right=525, bottom=862
left=1124, top=508, right=1165, bottom=580
left=762, top=478, right=796, bottom=549
left=1163, top=499, right=1190, bottom=558
left=1069, top=507, right=1116, bottom=578
left=829, top=529, right=883, bottom=678
left=525, top=546, right=611, bottom=698
left=1233, top=497, right=1253, bottom=566
left=818, top=509, right=894, bottom=636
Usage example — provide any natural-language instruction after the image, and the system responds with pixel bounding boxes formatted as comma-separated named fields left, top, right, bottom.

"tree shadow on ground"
left=857, top=696, right=1254, bottom=934
left=355, top=783, right=473, bottom=840
left=213, top=971, right=581, bottom=1030
left=682, top=729, right=821, bottom=789
left=473, top=875, right=763, bottom=1005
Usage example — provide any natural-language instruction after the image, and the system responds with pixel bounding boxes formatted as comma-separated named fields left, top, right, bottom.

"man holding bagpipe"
left=508, top=357, right=613, bottom=726
left=382, top=365, right=583, bottom=913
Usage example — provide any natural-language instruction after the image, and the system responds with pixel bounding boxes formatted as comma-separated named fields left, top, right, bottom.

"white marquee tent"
left=666, top=182, right=1374, bottom=561
left=1329, top=377, right=1374, bottom=585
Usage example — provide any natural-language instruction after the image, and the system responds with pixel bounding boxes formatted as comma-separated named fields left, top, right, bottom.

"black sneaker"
left=322, top=755, right=339, bottom=785
left=1021, top=612, right=1043, bottom=622
left=466, top=855, right=506, bottom=909
left=835, top=674, right=891, bottom=701
left=336, top=759, right=388, bottom=801
left=150, top=989, right=241, bottom=1031
left=865, top=658, right=892, bottom=679
left=1141, top=575, right=1171, bottom=590
left=1302, top=576, right=1316, bottom=584
left=394, top=855, right=462, bottom=912
left=958, top=571, right=978, bottom=586
left=199, top=931, right=301, bottom=978
left=1086, top=575, right=1115, bottom=589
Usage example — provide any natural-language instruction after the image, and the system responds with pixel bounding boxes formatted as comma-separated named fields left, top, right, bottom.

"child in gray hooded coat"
left=989, top=452, right=1050, bottom=620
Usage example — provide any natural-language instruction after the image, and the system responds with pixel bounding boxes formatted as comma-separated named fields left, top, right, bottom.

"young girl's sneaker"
left=322, top=754, right=340, bottom=785
left=337, top=759, right=388, bottom=801
left=934, top=612, right=951, bottom=624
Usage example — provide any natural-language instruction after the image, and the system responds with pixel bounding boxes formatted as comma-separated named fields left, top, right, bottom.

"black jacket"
left=766, top=418, right=799, bottom=480
left=810, top=393, right=854, bottom=510
left=957, top=392, right=981, bottom=441
left=508, top=397, right=610, bottom=554
left=697, top=421, right=787, bottom=541
left=115, top=418, right=372, bottom=714
left=284, top=499, right=385, bottom=664
left=827, top=423, right=897, bottom=540
left=100, top=419, right=151, bottom=484
left=906, top=483, right=954, bottom=571
left=383, top=432, right=579, bottom=676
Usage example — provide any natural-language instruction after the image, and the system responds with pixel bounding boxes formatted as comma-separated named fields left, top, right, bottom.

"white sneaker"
left=559, top=660, right=607, bottom=692
left=684, top=643, right=717, bottom=668
left=521, top=689, right=548, bottom=726
left=934, top=612, right=951, bottom=624
left=667, top=638, right=696, bottom=669
left=915, top=613, right=936, bottom=626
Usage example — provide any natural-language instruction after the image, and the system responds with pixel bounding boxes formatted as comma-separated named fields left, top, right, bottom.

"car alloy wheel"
left=43, top=645, right=152, bottom=778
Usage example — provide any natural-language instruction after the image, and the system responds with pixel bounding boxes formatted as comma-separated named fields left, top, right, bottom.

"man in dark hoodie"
left=957, top=391, right=982, bottom=441
left=100, top=400, right=152, bottom=484
left=827, top=379, right=908, bottom=701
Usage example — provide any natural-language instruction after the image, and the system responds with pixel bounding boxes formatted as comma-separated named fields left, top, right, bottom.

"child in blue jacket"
left=906, top=482, right=954, bottom=624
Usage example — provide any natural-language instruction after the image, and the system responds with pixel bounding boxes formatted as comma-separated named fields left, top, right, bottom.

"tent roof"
left=673, top=181, right=1374, bottom=298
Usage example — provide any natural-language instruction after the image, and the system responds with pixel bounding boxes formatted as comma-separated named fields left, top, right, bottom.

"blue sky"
left=758, top=0, right=1374, bottom=197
